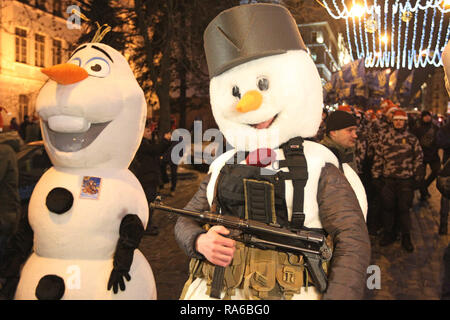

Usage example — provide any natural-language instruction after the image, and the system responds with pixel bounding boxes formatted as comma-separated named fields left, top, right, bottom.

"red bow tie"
left=245, top=148, right=277, bottom=167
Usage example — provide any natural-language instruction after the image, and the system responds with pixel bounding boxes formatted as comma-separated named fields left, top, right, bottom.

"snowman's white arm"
left=107, top=214, right=144, bottom=294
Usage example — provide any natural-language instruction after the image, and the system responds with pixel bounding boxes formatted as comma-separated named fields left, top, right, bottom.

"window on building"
left=53, top=0, right=63, bottom=16
left=35, top=34, right=45, bottom=67
left=52, top=39, right=62, bottom=65
left=15, top=28, right=27, bottom=63
left=19, top=95, right=29, bottom=123
left=312, top=31, right=324, bottom=44
left=35, top=0, right=46, bottom=11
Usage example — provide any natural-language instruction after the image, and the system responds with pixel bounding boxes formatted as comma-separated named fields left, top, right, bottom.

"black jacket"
left=437, top=121, right=450, bottom=163
left=0, top=143, right=20, bottom=235
left=413, top=121, right=440, bottom=162
left=130, top=138, right=171, bottom=187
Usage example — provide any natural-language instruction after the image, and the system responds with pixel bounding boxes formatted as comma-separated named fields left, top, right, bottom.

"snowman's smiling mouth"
left=248, top=113, right=279, bottom=129
left=43, top=120, right=111, bottom=152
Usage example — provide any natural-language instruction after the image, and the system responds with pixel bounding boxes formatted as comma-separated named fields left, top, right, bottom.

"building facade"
left=298, top=21, right=350, bottom=85
left=0, top=0, right=81, bottom=127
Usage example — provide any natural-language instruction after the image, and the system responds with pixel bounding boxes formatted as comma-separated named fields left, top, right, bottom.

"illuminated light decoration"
left=365, top=15, right=377, bottom=32
left=350, top=3, right=366, bottom=17
left=402, top=9, right=413, bottom=22
left=323, top=0, right=450, bottom=69
left=363, top=11, right=371, bottom=55
left=358, top=4, right=365, bottom=57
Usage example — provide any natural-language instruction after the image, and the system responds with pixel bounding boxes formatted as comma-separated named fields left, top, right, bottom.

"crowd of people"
left=5, top=115, right=41, bottom=143
left=313, top=100, right=450, bottom=253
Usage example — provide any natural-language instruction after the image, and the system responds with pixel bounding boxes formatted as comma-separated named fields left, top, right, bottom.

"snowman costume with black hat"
left=0, top=41, right=156, bottom=300
left=175, top=3, right=370, bottom=300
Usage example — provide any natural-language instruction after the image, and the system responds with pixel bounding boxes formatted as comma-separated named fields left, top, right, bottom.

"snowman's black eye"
left=91, top=64, right=102, bottom=72
left=257, top=77, right=269, bottom=91
left=232, top=86, right=241, bottom=99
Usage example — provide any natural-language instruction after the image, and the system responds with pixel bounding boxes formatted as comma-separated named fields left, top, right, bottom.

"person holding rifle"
left=172, top=3, right=370, bottom=300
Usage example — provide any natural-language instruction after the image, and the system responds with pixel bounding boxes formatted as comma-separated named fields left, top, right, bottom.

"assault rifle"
left=150, top=199, right=332, bottom=293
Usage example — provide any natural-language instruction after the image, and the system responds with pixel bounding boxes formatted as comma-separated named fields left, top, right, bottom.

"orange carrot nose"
left=236, top=90, right=263, bottom=113
left=41, top=63, right=88, bottom=85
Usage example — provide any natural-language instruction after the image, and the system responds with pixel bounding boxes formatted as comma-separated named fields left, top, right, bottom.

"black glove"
left=107, top=214, right=144, bottom=294
left=107, top=270, right=131, bottom=294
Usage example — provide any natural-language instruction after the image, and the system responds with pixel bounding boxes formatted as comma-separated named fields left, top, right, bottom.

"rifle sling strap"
left=280, top=137, right=308, bottom=230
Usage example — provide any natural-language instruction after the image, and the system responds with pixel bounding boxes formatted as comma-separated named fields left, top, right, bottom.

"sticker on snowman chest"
left=80, top=176, right=102, bottom=200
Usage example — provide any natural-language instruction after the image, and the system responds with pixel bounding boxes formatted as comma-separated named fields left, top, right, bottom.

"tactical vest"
left=180, top=137, right=331, bottom=300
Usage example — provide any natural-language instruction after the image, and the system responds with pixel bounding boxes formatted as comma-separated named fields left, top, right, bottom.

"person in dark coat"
left=437, top=158, right=450, bottom=299
left=18, top=115, right=31, bottom=141
left=130, top=123, right=171, bottom=235
left=412, top=110, right=441, bottom=201
left=159, top=135, right=179, bottom=197
left=9, top=118, right=19, bottom=132
left=0, top=140, right=21, bottom=264
left=24, top=115, right=41, bottom=143
left=437, top=116, right=450, bottom=235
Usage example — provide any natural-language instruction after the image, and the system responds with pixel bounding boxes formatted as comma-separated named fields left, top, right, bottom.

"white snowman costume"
left=181, top=48, right=367, bottom=300
left=14, top=43, right=156, bottom=300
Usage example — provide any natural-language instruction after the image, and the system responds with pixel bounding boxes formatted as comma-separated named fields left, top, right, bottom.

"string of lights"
left=396, top=4, right=402, bottom=69
left=408, top=4, right=420, bottom=69
left=322, top=0, right=450, bottom=69
left=323, top=0, right=450, bottom=19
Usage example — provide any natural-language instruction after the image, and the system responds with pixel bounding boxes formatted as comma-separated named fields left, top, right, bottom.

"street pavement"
left=364, top=181, right=448, bottom=300
left=140, top=166, right=449, bottom=300
left=139, top=166, right=204, bottom=300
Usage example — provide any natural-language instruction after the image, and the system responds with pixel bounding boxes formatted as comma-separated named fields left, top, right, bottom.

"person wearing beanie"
left=321, top=110, right=358, bottom=171
left=323, top=110, right=370, bottom=216
left=412, top=110, right=440, bottom=201
left=372, top=108, right=424, bottom=252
